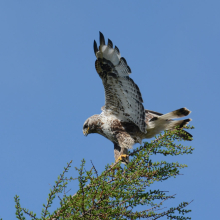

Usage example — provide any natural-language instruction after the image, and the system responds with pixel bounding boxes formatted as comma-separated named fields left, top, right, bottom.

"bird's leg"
left=116, top=154, right=129, bottom=163
left=114, top=143, right=121, bottom=162
left=114, top=144, right=129, bottom=164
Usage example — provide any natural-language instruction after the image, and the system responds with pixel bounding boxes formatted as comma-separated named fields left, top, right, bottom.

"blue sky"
left=0, top=1, right=219, bottom=219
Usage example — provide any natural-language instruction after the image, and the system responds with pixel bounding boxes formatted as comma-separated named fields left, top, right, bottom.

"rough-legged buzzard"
left=83, top=32, right=192, bottom=164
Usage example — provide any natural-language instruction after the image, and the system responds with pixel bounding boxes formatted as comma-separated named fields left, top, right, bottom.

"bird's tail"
left=145, top=108, right=192, bottom=140
left=159, top=108, right=191, bottom=120
left=164, top=118, right=193, bottom=140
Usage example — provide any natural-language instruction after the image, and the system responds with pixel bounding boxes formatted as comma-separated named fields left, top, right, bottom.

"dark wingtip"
left=127, top=66, right=132, bottom=73
left=108, top=38, right=113, bottom=48
left=120, top=57, right=127, bottom=65
left=99, top=31, right=105, bottom=45
left=93, top=40, right=98, bottom=55
left=115, top=45, right=120, bottom=54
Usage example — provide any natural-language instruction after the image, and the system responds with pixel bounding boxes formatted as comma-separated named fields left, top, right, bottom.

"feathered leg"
left=114, top=143, right=129, bottom=164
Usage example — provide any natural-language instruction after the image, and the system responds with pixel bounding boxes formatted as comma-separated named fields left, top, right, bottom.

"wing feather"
left=94, top=32, right=146, bottom=133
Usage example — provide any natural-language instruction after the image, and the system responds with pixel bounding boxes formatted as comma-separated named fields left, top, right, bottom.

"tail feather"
left=160, top=108, right=191, bottom=120
left=166, top=118, right=192, bottom=130
left=175, top=130, right=193, bottom=141
left=166, top=118, right=193, bottom=140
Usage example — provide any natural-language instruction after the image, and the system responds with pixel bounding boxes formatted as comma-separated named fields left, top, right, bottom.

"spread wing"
left=94, top=32, right=146, bottom=133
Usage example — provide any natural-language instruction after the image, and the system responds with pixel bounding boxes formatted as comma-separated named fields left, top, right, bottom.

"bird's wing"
left=94, top=32, right=146, bottom=133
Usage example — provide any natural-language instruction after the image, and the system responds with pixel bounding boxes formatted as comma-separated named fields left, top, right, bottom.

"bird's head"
left=83, top=115, right=99, bottom=136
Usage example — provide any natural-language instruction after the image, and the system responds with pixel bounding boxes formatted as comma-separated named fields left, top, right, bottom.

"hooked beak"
left=83, top=127, right=89, bottom=136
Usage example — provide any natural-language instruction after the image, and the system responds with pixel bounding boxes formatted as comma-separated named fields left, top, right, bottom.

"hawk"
left=83, top=32, right=192, bottom=164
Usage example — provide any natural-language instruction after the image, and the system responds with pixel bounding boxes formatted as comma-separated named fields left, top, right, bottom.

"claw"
left=116, top=154, right=129, bottom=163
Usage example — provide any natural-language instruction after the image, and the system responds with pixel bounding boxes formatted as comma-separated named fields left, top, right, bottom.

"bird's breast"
left=99, top=116, right=118, bottom=142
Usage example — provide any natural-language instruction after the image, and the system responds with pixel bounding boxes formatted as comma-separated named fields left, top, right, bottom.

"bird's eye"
left=83, top=124, right=88, bottom=129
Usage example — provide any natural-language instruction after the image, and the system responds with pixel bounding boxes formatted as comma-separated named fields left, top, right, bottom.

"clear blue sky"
left=0, top=1, right=219, bottom=219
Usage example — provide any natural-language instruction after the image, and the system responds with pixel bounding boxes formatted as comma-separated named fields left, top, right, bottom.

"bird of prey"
left=83, top=32, right=192, bottom=164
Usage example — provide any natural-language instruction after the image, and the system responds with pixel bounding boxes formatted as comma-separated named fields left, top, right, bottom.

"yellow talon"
left=116, top=154, right=129, bottom=163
